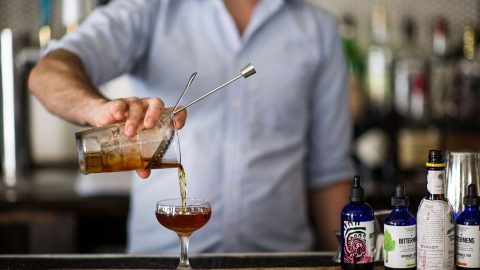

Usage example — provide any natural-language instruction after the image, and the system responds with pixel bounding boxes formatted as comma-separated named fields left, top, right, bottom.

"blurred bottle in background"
left=340, top=14, right=366, bottom=125
left=393, top=17, right=428, bottom=123
left=429, top=17, right=454, bottom=122
left=453, top=24, right=480, bottom=124
left=396, top=18, right=445, bottom=173
left=366, top=5, right=393, bottom=116
left=352, top=6, right=397, bottom=193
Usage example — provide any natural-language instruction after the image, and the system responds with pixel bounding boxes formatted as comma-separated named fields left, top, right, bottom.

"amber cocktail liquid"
left=76, top=114, right=180, bottom=174
left=83, top=152, right=180, bottom=173
left=156, top=207, right=211, bottom=235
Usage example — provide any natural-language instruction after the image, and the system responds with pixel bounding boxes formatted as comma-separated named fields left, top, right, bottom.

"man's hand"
left=28, top=49, right=187, bottom=179
left=90, top=97, right=187, bottom=179
left=91, top=97, right=187, bottom=134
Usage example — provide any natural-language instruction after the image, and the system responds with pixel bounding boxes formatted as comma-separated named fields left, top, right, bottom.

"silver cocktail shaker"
left=445, top=151, right=480, bottom=218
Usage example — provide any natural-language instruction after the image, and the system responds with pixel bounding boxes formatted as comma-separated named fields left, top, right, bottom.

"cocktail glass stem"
left=177, top=233, right=191, bottom=270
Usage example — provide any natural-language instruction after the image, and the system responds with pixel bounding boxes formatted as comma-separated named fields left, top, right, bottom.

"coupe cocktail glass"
left=156, top=198, right=211, bottom=270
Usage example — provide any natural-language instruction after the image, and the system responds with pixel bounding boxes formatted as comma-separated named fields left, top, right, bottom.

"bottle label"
left=456, top=224, right=480, bottom=268
left=416, top=199, right=455, bottom=270
left=427, top=170, right=445, bottom=195
left=343, top=221, right=375, bottom=264
left=384, top=224, right=416, bottom=268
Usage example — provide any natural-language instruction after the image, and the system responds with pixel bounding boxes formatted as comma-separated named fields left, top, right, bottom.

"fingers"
left=142, top=99, right=187, bottom=130
left=94, top=98, right=130, bottom=127
left=95, top=97, right=185, bottom=137
left=91, top=99, right=124, bottom=127
left=124, top=97, right=145, bottom=137
left=109, top=99, right=128, bottom=121
left=172, top=108, right=187, bottom=129
left=136, top=169, right=151, bottom=179
left=143, top=98, right=165, bottom=129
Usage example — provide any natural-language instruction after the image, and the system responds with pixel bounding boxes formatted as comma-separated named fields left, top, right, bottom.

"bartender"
left=29, top=0, right=355, bottom=252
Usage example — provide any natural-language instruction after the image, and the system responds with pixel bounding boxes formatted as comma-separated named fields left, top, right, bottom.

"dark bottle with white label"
left=341, top=176, right=375, bottom=270
left=384, top=185, right=416, bottom=270
left=456, top=184, right=480, bottom=270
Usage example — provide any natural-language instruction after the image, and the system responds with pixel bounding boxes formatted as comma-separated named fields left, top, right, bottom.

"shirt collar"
left=214, top=0, right=302, bottom=52
left=241, top=0, right=286, bottom=45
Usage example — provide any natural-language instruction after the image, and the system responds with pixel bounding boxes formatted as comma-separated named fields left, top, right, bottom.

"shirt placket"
left=222, top=55, right=247, bottom=251
left=215, top=0, right=284, bottom=251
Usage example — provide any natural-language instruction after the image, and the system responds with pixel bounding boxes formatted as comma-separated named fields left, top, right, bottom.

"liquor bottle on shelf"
left=429, top=17, right=453, bottom=122
left=394, top=17, right=427, bottom=123
left=356, top=5, right=396, bottom=190
left=340, top=14, right=366, bottom=125
left=453, top=24, right=480, bottom=126
left=365, top=5, right=393, bottom=116
left=416, top=150, right=454, bottom=270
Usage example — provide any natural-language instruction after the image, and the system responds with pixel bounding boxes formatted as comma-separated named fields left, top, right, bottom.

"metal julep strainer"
left=144, top=64, right=256, bottom=169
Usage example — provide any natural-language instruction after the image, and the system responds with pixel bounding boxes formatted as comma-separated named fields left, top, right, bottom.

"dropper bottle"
left=383, top=185, right=416, bottom=270
left=341, top=176, right=375, bottom=270
left=456, top=184, right=480, bottom=270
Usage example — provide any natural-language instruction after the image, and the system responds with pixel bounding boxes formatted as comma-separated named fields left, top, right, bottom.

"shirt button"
left=228, top=143, right=238, bottom=152
left=231, top=99, right=241, bottom=109
left=226, top=228, right=234, bottom=238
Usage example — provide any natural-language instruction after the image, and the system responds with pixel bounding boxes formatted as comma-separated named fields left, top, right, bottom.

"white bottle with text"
left=416, top=150, right=454, bottom=270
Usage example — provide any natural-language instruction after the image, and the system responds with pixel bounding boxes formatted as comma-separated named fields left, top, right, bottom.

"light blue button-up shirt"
left=48, top=0, right=355, bottom=253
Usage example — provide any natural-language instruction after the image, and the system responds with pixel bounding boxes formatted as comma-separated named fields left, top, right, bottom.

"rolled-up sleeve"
left=45, top=0, right=159, bottom=85
left=307, top=17, right=355, bottom=189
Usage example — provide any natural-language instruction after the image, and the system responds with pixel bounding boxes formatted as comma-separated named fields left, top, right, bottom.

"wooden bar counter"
left=0, top=252, right=383, bottom=269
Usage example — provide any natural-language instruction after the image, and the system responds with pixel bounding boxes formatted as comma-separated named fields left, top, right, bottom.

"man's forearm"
left=309, top=180, right=351, bottom=251
left=28, top=49, right=106, bottom=126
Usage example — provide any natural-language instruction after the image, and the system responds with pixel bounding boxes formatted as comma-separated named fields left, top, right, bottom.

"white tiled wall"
left=1, top=0, right=478, bottom=52
left=309, top=0, right=479, bottom=55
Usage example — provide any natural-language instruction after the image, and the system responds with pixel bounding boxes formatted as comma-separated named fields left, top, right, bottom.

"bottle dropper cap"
left=463, top=184, right=480, bottom=206
left=350, top=176, right=364, bottom=203
left=391, top=185, right=409, bottom=207
left=428, top=149, right=444, bottom=164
